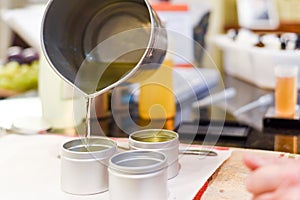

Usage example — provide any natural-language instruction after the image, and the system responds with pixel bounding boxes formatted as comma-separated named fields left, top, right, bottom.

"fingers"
left=251, top=186, right=300, bottom=200
left=243, top=154, right=289, bottom=171
left=243, top=154, right=267, bottom=170
left=245, top=164, right=283, bottom=195
left=244, top=154, right=300, bottom=199
left=252, top=192, right=275, bottom=200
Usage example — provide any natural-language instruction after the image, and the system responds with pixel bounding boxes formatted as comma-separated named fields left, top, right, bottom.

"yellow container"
left=138, top=57, right=175, bottom=119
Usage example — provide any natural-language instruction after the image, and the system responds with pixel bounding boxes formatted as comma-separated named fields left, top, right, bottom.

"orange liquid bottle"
left=275, top=66, right=298, bottom=117
left=138, top=56, right=175, bottom=119
left=275, top=74, right=298, bottom=117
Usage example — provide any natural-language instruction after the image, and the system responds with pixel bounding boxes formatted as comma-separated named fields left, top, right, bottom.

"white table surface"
left=0, top=134, right=231, bottom=200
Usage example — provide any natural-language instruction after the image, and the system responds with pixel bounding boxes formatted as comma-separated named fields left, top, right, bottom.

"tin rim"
left=61, top=137, right=117, bottom=160
left=129, top=129, right=179, bottom=149
left=109, top=150, right=167, bottom=174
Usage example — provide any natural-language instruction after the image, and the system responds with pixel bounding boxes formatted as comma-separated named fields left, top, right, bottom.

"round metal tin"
left=129, top=129, right=179, bottom=179
left=61, top=137, right=117, bottom=195
left=108, top=150, right=168, bottom=200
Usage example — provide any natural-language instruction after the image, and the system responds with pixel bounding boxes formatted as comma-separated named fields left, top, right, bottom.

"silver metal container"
left=129, top=129, right=179, bottom=179
left=61, top=137, right=117, bottom=195
left=41, top=0, right=167, bottom=97
left=108, top=150, right=168, bottom=200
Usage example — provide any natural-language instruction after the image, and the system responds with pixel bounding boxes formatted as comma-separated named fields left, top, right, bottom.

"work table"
left=202, top=147, right=293, bottom=200
left=202, top=149, right=252, bottom=199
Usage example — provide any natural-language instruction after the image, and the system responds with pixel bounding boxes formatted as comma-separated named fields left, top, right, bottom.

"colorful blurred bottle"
left=138, top=55, right=175, bottom=119
left=274, top=65, right=298, bottom=117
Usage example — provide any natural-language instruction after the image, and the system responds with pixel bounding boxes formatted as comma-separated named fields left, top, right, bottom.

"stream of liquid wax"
left=85, top=97, right=93, bottom=139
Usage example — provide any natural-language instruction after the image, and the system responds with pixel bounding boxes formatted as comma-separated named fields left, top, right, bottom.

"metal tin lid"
left=129, top=129, right=179, bottom=149
left=109, top=150, right=167, bottom=174
left=62, top=137, right=117, bottom=160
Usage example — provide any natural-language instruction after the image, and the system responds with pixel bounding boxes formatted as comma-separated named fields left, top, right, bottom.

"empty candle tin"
left=108, top=150, right=168, bottom=200
left=129, top=129, right=179, bottom=179
left=61, top=137, right=117, bottom=195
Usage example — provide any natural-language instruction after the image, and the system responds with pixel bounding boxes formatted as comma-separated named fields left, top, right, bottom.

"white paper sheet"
left=0, top=134, right=231, bottom=200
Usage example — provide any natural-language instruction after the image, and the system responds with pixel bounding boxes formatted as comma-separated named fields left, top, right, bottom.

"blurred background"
left=1, top=0, right=300, bottom=94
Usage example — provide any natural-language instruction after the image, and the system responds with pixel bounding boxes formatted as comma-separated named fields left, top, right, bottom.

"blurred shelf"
left=225, top=22, right=300, bottom=33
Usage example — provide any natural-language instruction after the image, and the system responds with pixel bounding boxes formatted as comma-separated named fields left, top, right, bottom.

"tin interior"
left=130, top=129, right=178, bottom=143
left=63, top=138, right=116, bottom=153
left=110, top=151, right=167, bottom=174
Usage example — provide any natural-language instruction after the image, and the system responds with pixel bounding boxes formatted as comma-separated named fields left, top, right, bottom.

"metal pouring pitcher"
left=41, top=0, right=167, bottom=97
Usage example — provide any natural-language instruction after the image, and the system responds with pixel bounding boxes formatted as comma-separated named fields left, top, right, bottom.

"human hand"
left=243, top=154, right=300, bottom=200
